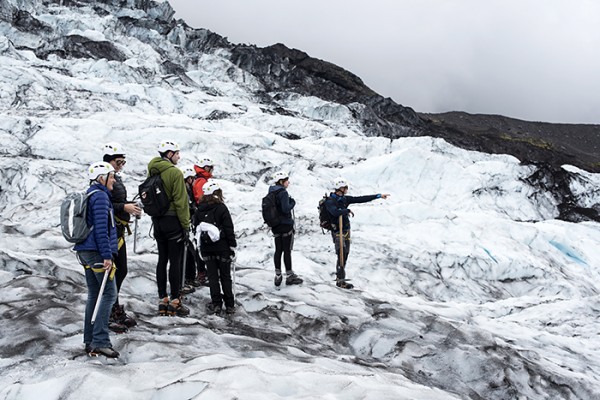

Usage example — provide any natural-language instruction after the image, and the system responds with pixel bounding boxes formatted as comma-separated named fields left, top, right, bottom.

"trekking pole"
left=133, top=217, right=139, bottom=254
left=231, top=259, right=236, bottom=298
left=91, top=266, right=110, bottom=325
left=181, top=234, right=189, bottom=290
left=338, top=215, right=344, bottom=270
left=133, top=198, right=142, bottom=254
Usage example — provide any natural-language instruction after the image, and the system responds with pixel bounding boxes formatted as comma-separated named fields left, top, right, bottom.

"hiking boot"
left=90, top=347, right=120, bottom=358
left=206, top=302, right=222, bottom=315
left=158, top=297, right=169, bottom=316
left=274, top=274, right=283, bottom=287
left=168, top=298, right=190, bottom=317
left=112, top=304, right=137, bottom=328
left=180, top=283, right=196, bottom=295
left=285, top=273, right=303, bottom=286
left=197, top=272, right=209, bottom=287
left=187, top=278, right=202, bottom=288
left=108, top=321, right=128, bottom=333
left=336, top=279, right=354, bottom=289
left=225, top=306, right=235, bottom=315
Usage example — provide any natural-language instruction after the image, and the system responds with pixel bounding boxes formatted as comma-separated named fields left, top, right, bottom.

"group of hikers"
left=74, top=140, right=388, bottom=358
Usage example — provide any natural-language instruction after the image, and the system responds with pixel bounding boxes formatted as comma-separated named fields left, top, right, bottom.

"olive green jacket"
left=147, top=157, right=190, bottom=229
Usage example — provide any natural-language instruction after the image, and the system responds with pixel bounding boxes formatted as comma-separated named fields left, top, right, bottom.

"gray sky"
left=168, top=0, right=600, bottom=124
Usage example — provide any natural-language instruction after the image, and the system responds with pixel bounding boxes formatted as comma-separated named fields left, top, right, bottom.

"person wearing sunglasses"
left=102, top=142, right=142, bottom=332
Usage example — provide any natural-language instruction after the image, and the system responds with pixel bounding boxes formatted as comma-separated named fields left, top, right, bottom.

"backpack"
left=261, top=188, right=284, bottom=227
left=138, top=173, right=170, bottom=217
left=60, top=190, right=100, bottom=243
left=318, top=194, right=333, bottom=232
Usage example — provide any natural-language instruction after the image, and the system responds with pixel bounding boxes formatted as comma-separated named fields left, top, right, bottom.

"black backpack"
left=318, top=194, right=333, bottom=232
left=261, top=188, right=284, bottom=227
left=138, top=172, right=170, bottom=217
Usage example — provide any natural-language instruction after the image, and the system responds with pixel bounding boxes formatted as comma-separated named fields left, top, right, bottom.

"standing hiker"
left=102, top=142, right=141, bottom=332
left=192, top=157, right=214, bottom=204
left=74, top=162, right=120, bottom=358
left=193, top=180, right=237, bottom=315
left=147, top=140, right=190, bottom=316
left=268, top=171, right=303, bottom=287
left=324, top=178, right=389, bottom=289
left=180, top=165, right=208, bottom=290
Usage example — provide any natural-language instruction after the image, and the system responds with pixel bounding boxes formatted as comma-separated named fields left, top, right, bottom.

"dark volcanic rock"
left=13, top=10, right=53, bottom=34
left=36, top=35, right=127, bottom=61
left=228, top=43, right=425, bottom=137
left=525, top=164, right=600, bottom=222
left=421, top=112, right=600, bottom=173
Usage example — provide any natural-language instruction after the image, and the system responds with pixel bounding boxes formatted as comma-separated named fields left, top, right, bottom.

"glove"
left=229, top=246, right=236, bottom=262
left=182, top=229, right=190, bottom=242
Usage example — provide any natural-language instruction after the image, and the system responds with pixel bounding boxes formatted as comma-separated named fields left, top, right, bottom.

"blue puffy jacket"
left=74, top=183, right=118, bottom=260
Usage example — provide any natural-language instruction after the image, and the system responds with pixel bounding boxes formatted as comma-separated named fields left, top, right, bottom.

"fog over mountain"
left=1, top=1, right=600, bottom=399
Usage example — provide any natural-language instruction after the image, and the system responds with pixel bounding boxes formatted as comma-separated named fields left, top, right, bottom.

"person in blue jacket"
left=269, top=171, right=303, bottom=287
left=325, top=178, right=389, bottom=289
left=74, top=162, right=119, bottom=358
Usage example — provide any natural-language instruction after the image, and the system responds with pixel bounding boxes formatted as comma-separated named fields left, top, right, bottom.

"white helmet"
left=272, top=170, right=289, bottom=183
left=102, top=142, right=125, bottom=156
left=333, top=178, right=349, bottom=190
left=180, top=165, right=196, bottom=180
left=196, top=157, right=214, bottom=168
left=88, top=161, right=115, bottom=181
left=203, top=180, right=221, bottom=196
left=157, top=140, right=180, bottom=154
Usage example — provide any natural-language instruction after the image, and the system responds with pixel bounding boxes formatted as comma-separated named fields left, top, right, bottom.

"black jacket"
left=325, top=193, right=380, bottom=233
left=269, top=184, right=295, bottom=233
left=111, top=174, right=130, bottom=236
left=193, top=202, right=237, bottom=255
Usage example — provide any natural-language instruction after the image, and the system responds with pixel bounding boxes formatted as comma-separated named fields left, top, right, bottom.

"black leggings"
left=183, top=240, right=206, bottom=281
left=274, top=231, right=294, bottom=272
left=113, top=237, right=127, bottom=304
left=204, top=255, right=234, bottom=308
left=154, top=216, right=184, bottom=299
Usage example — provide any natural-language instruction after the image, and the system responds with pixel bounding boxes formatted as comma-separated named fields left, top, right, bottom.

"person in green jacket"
left=148, top=140, right=191, bottom=317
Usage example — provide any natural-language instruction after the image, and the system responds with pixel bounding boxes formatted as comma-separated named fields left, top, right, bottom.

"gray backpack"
left=60, top=190, right=99, bottom=244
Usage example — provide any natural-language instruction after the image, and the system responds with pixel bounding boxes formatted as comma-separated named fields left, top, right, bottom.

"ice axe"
left=180, top=233, right=189, bottom=290
left=133, top=198, right=143, bottom=254
left=91, top=264, right=111, bottom=325
left=338, top=215, right=344, bottom=270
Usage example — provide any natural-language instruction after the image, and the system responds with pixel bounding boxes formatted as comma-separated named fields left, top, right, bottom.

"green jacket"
left=147, top=157, right=190, bottom=229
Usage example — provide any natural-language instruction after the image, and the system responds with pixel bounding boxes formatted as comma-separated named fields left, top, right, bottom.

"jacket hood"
left=269, top=184, right=286, bottom=193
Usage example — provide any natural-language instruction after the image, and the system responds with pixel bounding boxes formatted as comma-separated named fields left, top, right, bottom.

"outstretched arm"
left=346, top=193, right=390, bottom=204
